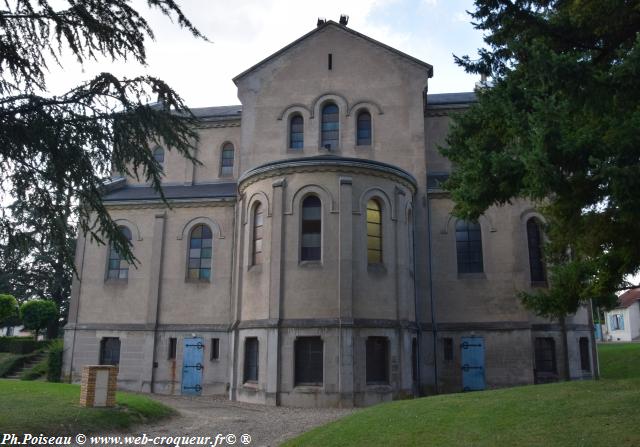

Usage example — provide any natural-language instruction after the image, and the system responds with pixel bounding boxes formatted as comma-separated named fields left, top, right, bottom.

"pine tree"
left=0, top=1, right=206, bottom=326
left=443, top=1, right=639, bottom=319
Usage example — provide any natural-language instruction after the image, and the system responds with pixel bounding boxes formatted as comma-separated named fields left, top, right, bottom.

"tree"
left=443, top=1, right=638, bottom=324
left=0, top=0, right=206, bottom=284
left=0, top=293, right=19, bottom=328
left=20, top=299, right=58, bottom=339
left=0, top=198, right=75, bottom=338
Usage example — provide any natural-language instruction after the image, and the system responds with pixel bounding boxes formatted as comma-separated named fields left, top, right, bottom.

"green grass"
left=598, top=342, right=640, bottom=379
left=0, top=380, right=174, bottom=434
left=285, top=343, right=640, bottom=447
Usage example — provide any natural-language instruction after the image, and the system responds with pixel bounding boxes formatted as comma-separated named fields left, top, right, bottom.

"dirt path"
left=135, top=395, right=354, bottom=447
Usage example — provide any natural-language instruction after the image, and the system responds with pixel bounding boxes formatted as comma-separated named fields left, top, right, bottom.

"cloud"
left=42, top=0, right=483, bottom=105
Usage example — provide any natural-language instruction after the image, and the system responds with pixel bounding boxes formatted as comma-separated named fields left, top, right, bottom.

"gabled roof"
left=233, top=20, right=433, bottom=83
left=616, top=288, right=640, bottom=309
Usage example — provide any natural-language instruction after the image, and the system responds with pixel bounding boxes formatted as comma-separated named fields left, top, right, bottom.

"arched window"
left=153, top=146, right=164, bottom=168
left=289, top=115, right=304, bottom=149
left=301, top=195, right=321, bottom=261
left=188, top=224, right=212, bottom=280
left=366, top=199, right=382, bottom=264
left=527, top=218, right=546, bottom=283
left=356, top=110, right=371, bottom=146
left=107, top=226, right=132, bottom=280
left=252, top=203, right=264, bottom=265
left=321, top=103, right=339, bottom=150
left=220, top=143, right=234, bottom=177
left=455, top=220, right=483, bottom=273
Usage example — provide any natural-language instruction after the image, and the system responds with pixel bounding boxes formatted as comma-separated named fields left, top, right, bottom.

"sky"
left=44, top=0, right=486, bottom=108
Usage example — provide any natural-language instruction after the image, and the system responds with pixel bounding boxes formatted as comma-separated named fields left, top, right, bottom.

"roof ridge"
left=233, top=20, right=433, bottom=84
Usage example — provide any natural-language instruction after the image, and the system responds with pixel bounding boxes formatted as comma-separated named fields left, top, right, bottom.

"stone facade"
left=63, top=20, right=596, bottom=407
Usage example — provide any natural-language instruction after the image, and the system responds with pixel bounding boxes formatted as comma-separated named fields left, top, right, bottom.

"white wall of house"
left=0, top=325, right=31, bottom=337
left=605, top=303, right=640, bottom=341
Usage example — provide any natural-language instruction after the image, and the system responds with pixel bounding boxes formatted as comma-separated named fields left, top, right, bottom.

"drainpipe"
left=411, top=194, right=421, bottom=396
left=588, top=299, right=600, bottom=379
left=426, top=193, right=439, bottom=394
left=68, top=230, right=88, bottom=382
left=149, top=213, right=167, bottom=393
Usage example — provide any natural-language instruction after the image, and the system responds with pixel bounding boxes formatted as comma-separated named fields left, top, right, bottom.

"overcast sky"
left=45, top=0, right=485, bottom=107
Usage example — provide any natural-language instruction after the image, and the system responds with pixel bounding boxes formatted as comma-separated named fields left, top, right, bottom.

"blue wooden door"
left=181, top=337, right=204, bottom=395
left=461, top=337, right=485, bottom=391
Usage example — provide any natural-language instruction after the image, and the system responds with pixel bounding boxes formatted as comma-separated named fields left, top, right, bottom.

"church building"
left=62, top=18, right=595, bottom=407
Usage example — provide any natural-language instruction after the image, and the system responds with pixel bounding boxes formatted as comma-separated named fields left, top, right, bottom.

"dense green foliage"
left=0, top=336, right=48, bottom=354
left=442, top=0, right=640, bottom=317
left=0, top=1, right=205, bottom=332
left=284, top=343, right=640, bottom=447
left=20, top=300, right=58, bottom=339
left=0, top=380, right=174, bottom=435
left=46, top=339, right=63, bottom=382
left=0, top=294, right=18, bottom=326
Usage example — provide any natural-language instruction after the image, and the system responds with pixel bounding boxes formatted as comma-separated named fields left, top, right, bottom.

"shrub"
left=47, top=339, right=64, bottom=382
left=0, top=294, right=19, bottom=327
left=20, top=300, right=58, bottom=340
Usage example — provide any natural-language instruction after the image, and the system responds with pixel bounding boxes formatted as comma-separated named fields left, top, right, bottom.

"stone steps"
left=5, top=352, right=48, bottom=379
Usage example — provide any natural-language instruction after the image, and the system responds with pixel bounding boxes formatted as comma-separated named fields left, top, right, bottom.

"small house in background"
left=604, top=289, right=640, bottom=341
left=0, top=325, right=31, bottom=337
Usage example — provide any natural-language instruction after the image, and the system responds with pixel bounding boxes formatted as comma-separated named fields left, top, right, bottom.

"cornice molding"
left=239, top=159, right=417, bottom=194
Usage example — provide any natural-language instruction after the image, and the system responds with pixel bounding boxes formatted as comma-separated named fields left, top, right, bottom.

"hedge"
left=47, top=339, right=64, bottom=382
left=0, top=337, right=48, bottom=354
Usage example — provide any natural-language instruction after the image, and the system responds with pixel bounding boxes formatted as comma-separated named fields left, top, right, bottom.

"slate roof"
left=103, top=182, right=237, bottom=202
left=426, top=92, right=477, bottom=106
left=233, top=20, right=433, bottom=83
left=189, top=105, right=242, bottom=119
left=616, top=289, right=640, bottom=309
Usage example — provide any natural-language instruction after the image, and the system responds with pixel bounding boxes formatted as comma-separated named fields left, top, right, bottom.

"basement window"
left=211, top=338, right=220, bottom=361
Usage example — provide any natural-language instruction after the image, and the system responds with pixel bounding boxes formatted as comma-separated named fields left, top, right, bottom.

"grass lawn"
left=0, top=380, right=174, bottom=434
left=284, top=342, right=640, bottom=447
left=597, top=342, right=640, bottom=379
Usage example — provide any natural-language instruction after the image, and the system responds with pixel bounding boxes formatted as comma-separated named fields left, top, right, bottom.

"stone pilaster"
left=142, top=212, right=166, bottom=392
left=338, top=176, right=354, bottom=407
left=266, top=178, right=286, bottom=405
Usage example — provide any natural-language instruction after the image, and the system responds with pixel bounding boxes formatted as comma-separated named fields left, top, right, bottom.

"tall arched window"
left=153, top=146, right=165, bottom=169
left=356, top=110, right=371, bottom=146
left=188, top=224, right=212, bottom=280
left=252, top=203, right=264, bottom=265
left=367, top=199, right=382, bottom=264
left=301, top=195, right=321, bottom=261
left=107, top=226, right=132, bottom=279
left=527, top=218, right=546, bottom=283
left=455, top=220, right=483, bottom=273
left=220, top=143, right=234, bottom=177
left=289, top=115, right=304, bottom=149
left=321, top=103, right=339, bottom=149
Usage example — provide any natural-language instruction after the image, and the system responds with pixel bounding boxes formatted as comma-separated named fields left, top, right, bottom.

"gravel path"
left=132, top=394, right=354, bottom=447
